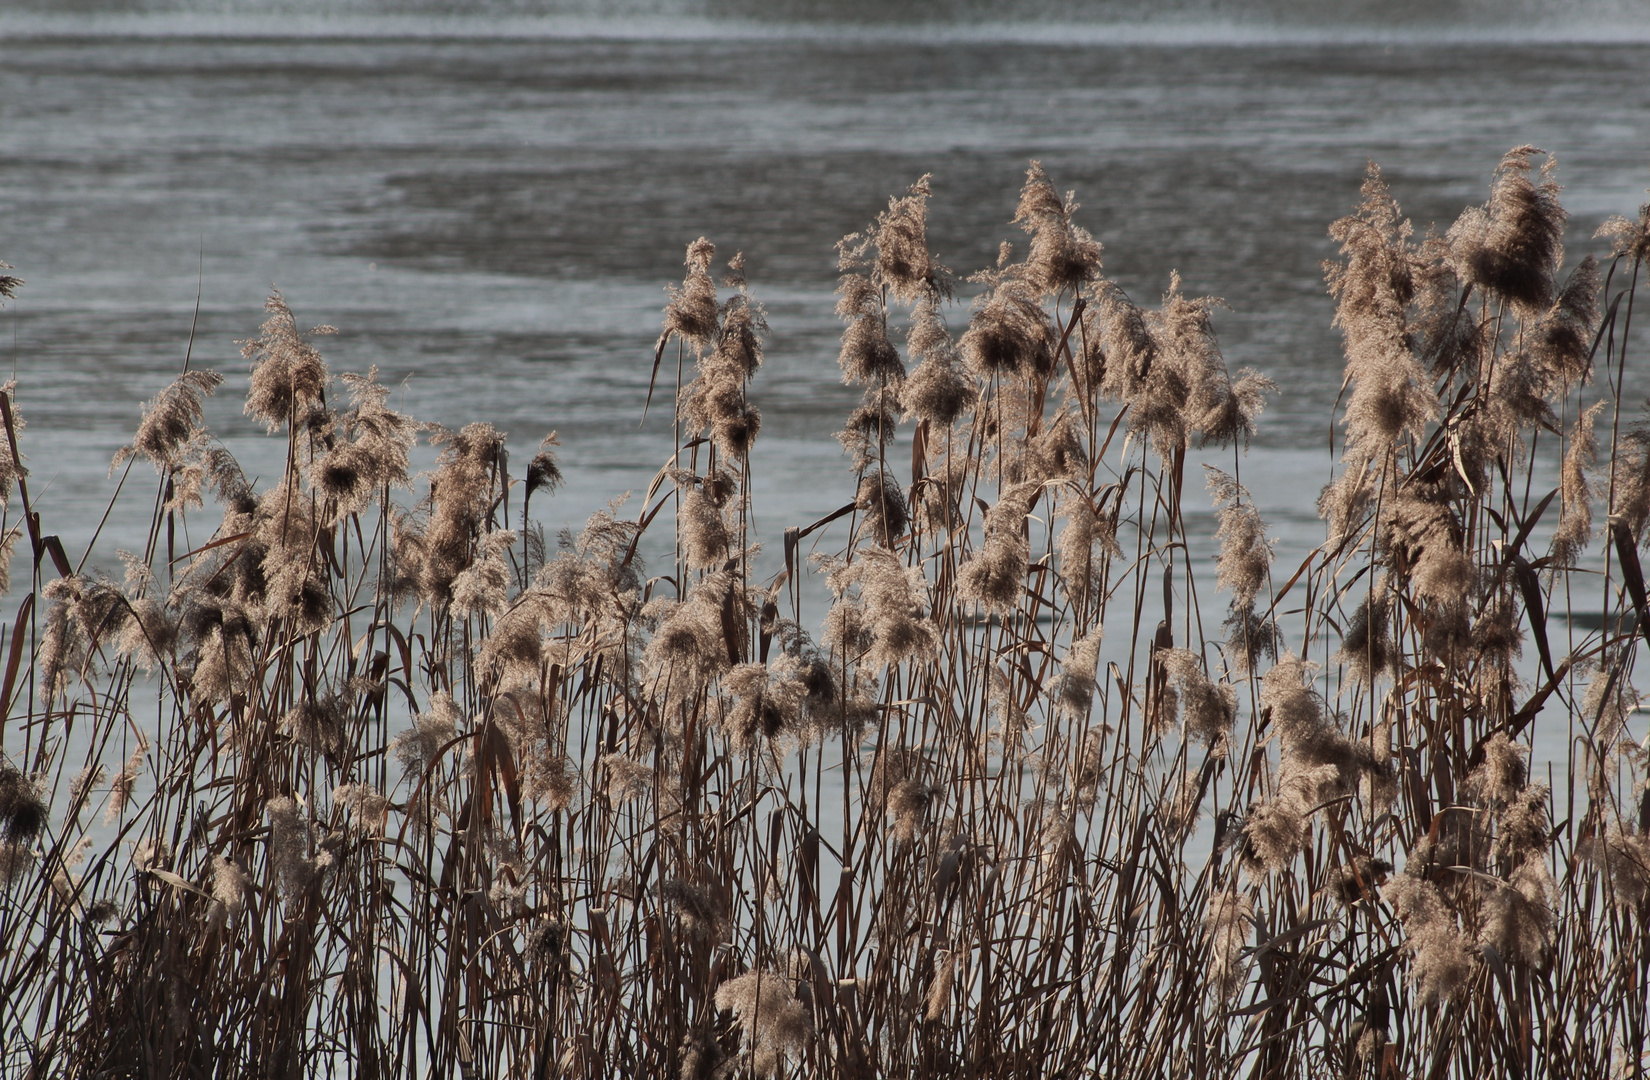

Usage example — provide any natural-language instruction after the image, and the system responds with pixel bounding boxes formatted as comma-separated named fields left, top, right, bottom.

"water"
left=1, top=4, right=1649, bottom=771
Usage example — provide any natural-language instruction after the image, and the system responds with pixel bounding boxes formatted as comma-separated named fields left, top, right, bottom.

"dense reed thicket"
left=1, top=149, right=1647, bottom=1079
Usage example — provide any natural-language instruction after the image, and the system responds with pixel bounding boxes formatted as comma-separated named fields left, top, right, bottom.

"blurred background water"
left=1, top=0, right=1648, bottom=768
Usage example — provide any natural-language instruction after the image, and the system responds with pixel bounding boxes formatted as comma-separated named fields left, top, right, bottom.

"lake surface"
left=1, top=6, right=1648, bottom=776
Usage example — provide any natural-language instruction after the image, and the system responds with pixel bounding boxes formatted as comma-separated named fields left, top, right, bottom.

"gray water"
left=2, top=3, right=1649, bottom=773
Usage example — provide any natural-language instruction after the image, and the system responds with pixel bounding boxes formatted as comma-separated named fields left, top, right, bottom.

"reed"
left=0, top=149, right=1646, bottom=1079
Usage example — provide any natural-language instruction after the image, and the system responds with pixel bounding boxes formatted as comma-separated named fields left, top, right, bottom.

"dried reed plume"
left=713, top=970, right=811, bottom=1078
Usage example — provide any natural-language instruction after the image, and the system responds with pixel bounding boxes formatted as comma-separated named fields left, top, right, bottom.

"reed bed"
left=0, top=149, right=1647, bottom=1079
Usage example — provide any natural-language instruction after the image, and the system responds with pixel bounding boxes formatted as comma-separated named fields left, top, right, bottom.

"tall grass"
left=0, top=149, right=1647, bottom=1079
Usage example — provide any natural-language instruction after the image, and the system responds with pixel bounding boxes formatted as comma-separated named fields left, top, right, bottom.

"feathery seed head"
left=0, top=381, right=24, bottom=506
left=282, top=696, right=344, bottom=756
left=1095, top=281, right=1156, bottom=403
left=130, top=836, right=168, bottom=873
left=1242, top=776, right=1315, bottom=874
left=1339, top=589, right=1393, bottom=685
left=1025, top=409, right=1087, bottom=484
left=1221, top=603, right=1281, bottom=677
left=184, top=615, right=256, bottom=706
left=312, top=443, right=374, bottom=516
left=451, top=529, right=516, bottom=618
left=1529, top=256, right=1600, bottom=389
left=1582, top=825, right=1650, bottom=908
left=714, top=291, right=767, bottom=380
left=1317, top=456, right=1378, bottom=549
left=68, top=764, right=105, bottom=815
left=1199, top=366, right=1275, bottom=450
left=959, top=284, right=1055, bottom=383
left=957, top=482, right=1038, bottom=614
left=1260, top=654, right=1324, bottom=747
left=1325, top=167, right=1442, bottom=456
left=1551, top=402, right=1602, bottom=566
left=332, top=783, right=390, bottom=833
left=1471, top=596, right=1523, bottom=670
left=0, top=841, right=35, bottom=888
left=1057, top=628, right=1103, bottom=718
left=901, top=299, right=976, bottom=426
left=1582, top=660, right=1635, bottom=753
left=1597, top=198, right=1650, bottom=262
left=925, top=949, right=958, bottom=1022
left=1071, top=728, right=1108, bottom=813
left=643, top=584, right=731, bottom=701
left=1160, top=768, right=1204, bottom=845
left=679, top=485, right=731, bottom=571
left=523, top=753, right=579, bottom=812
left=61, top=575, right=134, bottom=657
left=336, top=366, right=417, bottom=490
left=128, top=369, right=223, bottom=471
left=872, top=175, right=951, bottom=305
left=601, top=753, right=652, bottom=803
left=662, top=239, right=720, bottom=351
left=1013, top=162, right=1103, bottom=297
left=837, top=307, right=905, bottom=388
left=989, top=665, right=1030, bottom=747
left=391, top=692, right=460, bottom=778
left=1610, top=427, right=1650, bottom=544
left=836, top=388, right=900, bottom=471
left=1480, top=855, right=1554, bottom=968
left=1204, top=888, right=1253, bottom=1003
left=1152, top=276, right=1233, bottom=447
left=1448, top=147, right=1566, bottom=316
left=1207, top=470, right=1274, bottom=611
left=210, top=855, right=250, bottom=928
left=722, top=660, right=807, bottom=752
left=1326, top=164, right=1416, bottom=333
left=1384, top=872, right=1477, bottom=1005
left=1341, top=353, right=1439, bottom=458
left=525, top=431, right=564, bottom=503
left=0, top=761, right=47, bottom=844
left=38, top=582, right=85, bottom=704
left=713, top=970, right=811, bottom=1079
left=837, top=547, right=934, bottom=672
left=267, top=796, right=323, bottom=904
left=1160, top=649, right=1237, bottom=749
left=242, top=291, right=332, bottom=433
left=1493, top=783, right=1551, bottom=864
left=1328, top=856, right=1392, bottom=907
left=661, top=878, right=729, bottom=942
left=905, top=293, right=955, bottom=363
left=855, top=471, right=910, bottom=549
left=887, top=778, right=936, bottom=844
left=1384, top=494, right=1472, bottom=602
left=527, top=917, right=565, bottom=963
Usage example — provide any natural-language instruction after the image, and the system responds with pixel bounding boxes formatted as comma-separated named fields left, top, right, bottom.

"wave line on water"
left=4, top=11, right=1650, bottom=46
